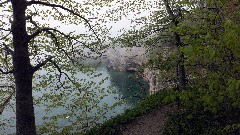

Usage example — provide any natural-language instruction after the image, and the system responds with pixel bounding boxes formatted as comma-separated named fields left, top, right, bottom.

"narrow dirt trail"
left=118, top=105, right=175, bottom=135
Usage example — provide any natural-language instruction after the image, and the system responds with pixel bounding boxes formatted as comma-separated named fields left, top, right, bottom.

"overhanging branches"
left=0, top=43, right=14, bottom=74
left=0, top=0, right=10, bottom=7
left=27, top=15, right=76, bottom=64
left=49, top=59, right=83, bottom=93
left=26, top=0, right=99, bottom=39
left=0, top=68, right=13, bottom=74
left=32, top=56, right=53, bottom=73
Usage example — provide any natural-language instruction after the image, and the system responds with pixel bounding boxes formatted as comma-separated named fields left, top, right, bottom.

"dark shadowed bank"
left=85, top=89, right=170, bottom=135
left=85, top=87, right=240, bottom=135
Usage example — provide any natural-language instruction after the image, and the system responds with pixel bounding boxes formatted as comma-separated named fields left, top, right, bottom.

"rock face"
left=105, top=43, right=176, bottom=94
left=143, top=68, right=163, bottom=95
left=105, top=46, right=161, bottom=94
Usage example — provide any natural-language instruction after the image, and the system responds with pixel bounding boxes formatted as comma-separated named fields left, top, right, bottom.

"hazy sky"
left=0, top=0, right=160, bottom=40
left=40, top=0, right=160, bottom=38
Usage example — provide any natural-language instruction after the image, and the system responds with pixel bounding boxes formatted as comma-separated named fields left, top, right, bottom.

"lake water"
left=0, top=66, right=149, bottom=134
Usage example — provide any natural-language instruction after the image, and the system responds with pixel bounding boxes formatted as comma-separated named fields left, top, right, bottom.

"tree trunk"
left=11, top=0, right=36, bottom=134
left=163, top=1, right=186, bottom=134
left=175, top=34, right=186, bottom=90
left=163, top=0, right=186, bottom=90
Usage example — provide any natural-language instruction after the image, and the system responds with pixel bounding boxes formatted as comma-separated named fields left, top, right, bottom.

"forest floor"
left=118, top=105, right=176, bottom=135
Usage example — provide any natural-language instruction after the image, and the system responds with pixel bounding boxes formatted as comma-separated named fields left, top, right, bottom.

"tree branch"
left=49, top=60, right=82, bottom=93
left=26, top=1, right=99, bottom=38
left=0, top=43, right=14, bottom=74
left=44, top=30, right=75, bottom=64
left=27, top=9, right=100, bottom=64
left=27, top=16, right=73, bottom=46
left=0, top=68, right=13, bottom=74
left=29, top=27, right=72, bottom=42
left=50, top=60, right=73, bottom=84
left=0, top=28, right=10, bottom=32
left=0, top=32, right=11, bottom=41
left=26, top=5, right=101, bottom=61
left=32, top=56, right=53, bottom=72
left=3, top=43, right=13, bottom=55
left=27, top=17, right=75, bottom=63
left=0, top=0, right=10, bottom=7
left=27, top=12, right=73, bottom=46
left=0, top=86, right=15, bottom=115
left=163, top=0, right=176, bottom=21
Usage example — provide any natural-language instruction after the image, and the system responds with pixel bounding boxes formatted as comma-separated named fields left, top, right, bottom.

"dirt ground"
left=118, top=105, right=175, bottom=135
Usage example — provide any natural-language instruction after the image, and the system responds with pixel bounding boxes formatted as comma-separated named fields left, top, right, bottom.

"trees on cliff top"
left=116, top=0, right=240, bottom=133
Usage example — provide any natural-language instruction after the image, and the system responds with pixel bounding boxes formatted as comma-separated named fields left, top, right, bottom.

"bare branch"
left=27, top=17, right=75, bottom=63
left=0, top=32, right=11, bottom=41
left=0, top=28, right=10, bottom=32
left=0, top=86, right=15, bottom=115
left=26, top=15, right=39, bottom=27
left=0, top=68, right=13, bottom=74
left=26, top=1, right=99, bottom=38
left=27, top=16, right=72, bottom=44
left=26, top=11, right=86, bottom=52
left=163, top=0, right=176, bottom=21
left=30, top=26, right=76, bottom=66
left=50, top=60, right=73, bottom=84
left=29, top=27, right=71, bottom=42
left=32, top=56, right=53, bottom=72
left=44, top=30, right=75, bottom=63
left=0, top=0, right=10, bottom=7
left=3, top=43, right=13, bottom=55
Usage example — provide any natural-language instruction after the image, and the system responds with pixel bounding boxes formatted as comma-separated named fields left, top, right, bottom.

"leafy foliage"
left=85, top=89, right=169, bottom=135
left=0, top=0, right=239, bottom=134
left=162, top=0, right=240, bottom=134
left=0, top=0, right=122, bottom=134
left=114, top=0, right=240, bottom=134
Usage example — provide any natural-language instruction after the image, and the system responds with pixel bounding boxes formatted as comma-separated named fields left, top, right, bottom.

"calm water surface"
left=0, top=66, right=149, bottom=134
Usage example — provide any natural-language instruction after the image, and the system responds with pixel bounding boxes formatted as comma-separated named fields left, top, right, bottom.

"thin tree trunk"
left=163, top=1, right=186, bottom=135
left=175, top=35, right=186, bottom=90
left=163, top=0, right=186, bottom=90
left=11, top=0, right=36, bottom=134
